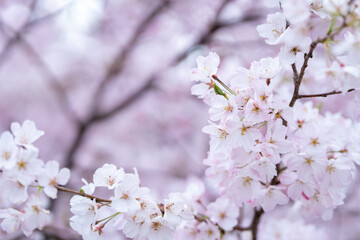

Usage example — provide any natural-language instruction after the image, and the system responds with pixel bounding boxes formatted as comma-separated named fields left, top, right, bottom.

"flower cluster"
left=0, top=120, right=70, bottom=236
left=173, top=179, right=241, bottom=240
left=1, top=1, right=360, bottom=240
left=257, top=0, right=360, bottom=92
left=190, top=47, right=360, bottom=222
left=191, top=52, right=292, bottom=213
left=188, top=0, right=360, bottom=232
left=283, top=101, right=358, bottom=220
left=69, top=164, right=193, bottom=240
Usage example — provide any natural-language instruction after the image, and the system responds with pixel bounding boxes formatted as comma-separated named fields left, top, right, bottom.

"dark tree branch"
left=63, top=0, right=261, bottom=169
left=55, top=185, right=111, bottom=203
left=298, top=88, right=355, bottom=99
left=288, top=0, right=354, bottom=107
left=63, top=123, right=88, bottom=169
left=289, top=41, right=319, bottom=107
left=291, top=63, right=298, bottom=79
left=250, top=208, right=264, bottom=240
left=92, top=2, right=261, bottom=122
left=91, top=0, right=171, bottom=113
left=92, top=78, right=155, bottom=122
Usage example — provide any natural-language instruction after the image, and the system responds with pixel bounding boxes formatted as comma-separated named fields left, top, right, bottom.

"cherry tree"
left=1, top=0, right=360, bottom=239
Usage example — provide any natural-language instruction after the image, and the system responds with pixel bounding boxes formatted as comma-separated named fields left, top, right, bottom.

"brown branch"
left=92, top=78, right=155, bottom=122
left=194, top=214, right=208, bottom=223
left=291, top=63, right=298, bottom=79
left=55, top=185, right=111, bottom=203
left=234, top=208, right=264, bottom=240
left=93, top=4, right=261, bottom=122
left=91, top=0, right=171, bottom=113
left=289, top=41, right=319, bottom=107
left=298, top=88, right=355, bottom=99
left=63, top=123, right=88, bottom=169
left=288, top=0, right=353, bottom=107
left=233, top=225, right=252, bottom=231
left=250, top=208, right=264, bottom=240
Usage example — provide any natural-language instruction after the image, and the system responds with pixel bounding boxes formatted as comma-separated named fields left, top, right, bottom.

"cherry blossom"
left=1, top=0, right=360, bottom=239
left=190, top=52, right=220, bottom=82
left=10, top=120, right=44, bottom=147
left=0, top=131, right=17, bottom=169
left=257, top=12, right=288, bottom=45
left=282, top=0, right=310, bottom=24
left=93, top=163, right=125, bottom=189
left=0, top=208, right=24, bottom=234
left=111, top=174, right=142, bottom=212
left=197, top=222, right=221, bottom=240
left=279, top=28, right=312, bottom=64
left=206, top=197, right=239, bottom=231
left=38, top=160, right=70, bottom=199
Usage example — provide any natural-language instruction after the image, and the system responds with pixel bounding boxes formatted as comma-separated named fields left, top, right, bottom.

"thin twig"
left=298, top=88, right=355, bottom=99
left=289, top=41, right=319, bottom=107
left=91, top=0, right=171, bottom=113
left=291, top=63, right=298, bottom=80
left=55, top=185, right=111, bottom=203
left=288, top=0, right=353, bottom=107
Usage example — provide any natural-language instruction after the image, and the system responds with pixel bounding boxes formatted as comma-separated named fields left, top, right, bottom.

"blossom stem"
left=96, top=212, right=120, bottom=225
left=212, top=75, right=236, bottom=95
left=55, top=185, right=111, bottom=203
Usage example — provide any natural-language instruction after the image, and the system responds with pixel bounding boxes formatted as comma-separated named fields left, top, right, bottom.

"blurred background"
left=0, top=0, right=359, bottom=239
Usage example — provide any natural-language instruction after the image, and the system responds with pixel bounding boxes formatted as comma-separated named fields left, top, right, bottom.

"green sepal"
left=214, top=83, right=224, bottom=95
left=214, top=83, right=229, bottom=100
left=37, top=186, right=43, bottom=194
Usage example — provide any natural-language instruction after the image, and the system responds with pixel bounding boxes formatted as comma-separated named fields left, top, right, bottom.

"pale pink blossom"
left=257, top=12, right=288, bottom=45
left=279, top=28, right=311, bottom=64
left=282, top=0, right=310, bottom=24
left=0, top=208, right=24, bottom=234
left=93, top=163, right=125, bottom=189
left=197, top=222, right=221, bottom=240
left=111, top=174, right=141, bottom=212
left=190, top=52, right=220, bottom=82
left=38, top=160, right=70, bottom=199
left=260, top=186, right=289, bottom=212
left=0, top=131, right=17, bottom=169
left=206, top=197, right=238, bottom=231
left=22, top=196, right=50, bottom=235
left=10, top=120, right=44, bottom=147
